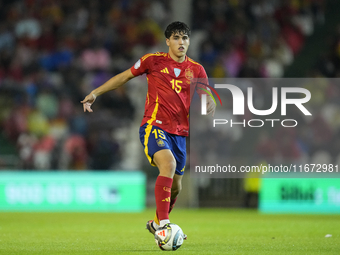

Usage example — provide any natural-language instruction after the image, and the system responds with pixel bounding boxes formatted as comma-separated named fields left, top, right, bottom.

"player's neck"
left=168, top=51, right=186, bottom=63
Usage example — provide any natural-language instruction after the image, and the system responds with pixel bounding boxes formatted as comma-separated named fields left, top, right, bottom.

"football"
left=154, top=223, right=184, bottom=251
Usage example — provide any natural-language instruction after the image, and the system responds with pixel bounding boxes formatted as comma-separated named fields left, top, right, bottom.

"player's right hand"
left=81, top=94, right=96, bottom=112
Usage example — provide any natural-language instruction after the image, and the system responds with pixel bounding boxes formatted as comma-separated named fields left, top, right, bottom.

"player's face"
left=166, top=32, right=190, bottom=61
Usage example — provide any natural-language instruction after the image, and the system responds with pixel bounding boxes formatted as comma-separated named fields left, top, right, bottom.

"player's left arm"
left=198, top=66, right=216, bottom=116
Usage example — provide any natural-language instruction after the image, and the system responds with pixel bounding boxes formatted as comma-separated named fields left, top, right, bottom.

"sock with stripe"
left=153, top=212, right=160, bottom=225
left=154, top=175, right=173, bottom=226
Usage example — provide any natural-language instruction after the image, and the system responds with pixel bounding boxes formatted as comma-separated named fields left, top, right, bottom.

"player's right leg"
left=145, top=149, right=175, bottom=234
left=139, top=124, right=175, bottom=233
left=152, top=149, right=176, bottom=226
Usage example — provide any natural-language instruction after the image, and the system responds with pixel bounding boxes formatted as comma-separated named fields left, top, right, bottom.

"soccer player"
left=81, top=21, right=215, bottom=237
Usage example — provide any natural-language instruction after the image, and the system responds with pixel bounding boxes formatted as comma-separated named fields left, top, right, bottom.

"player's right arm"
left=81, top=69, right=135, bottom=112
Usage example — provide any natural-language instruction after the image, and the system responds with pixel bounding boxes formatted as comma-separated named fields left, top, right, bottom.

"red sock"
left=169, top=197, right=178, bottom=214
left=155, top=176, right=173, bottom=221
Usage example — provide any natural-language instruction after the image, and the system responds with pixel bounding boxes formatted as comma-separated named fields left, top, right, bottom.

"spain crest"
left=156, top=139, right=165, bottom=147
left=185, top=68, right=193, bottom=80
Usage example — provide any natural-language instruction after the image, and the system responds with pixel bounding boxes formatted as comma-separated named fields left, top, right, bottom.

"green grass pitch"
left=0, top=209, right=339, bottom=255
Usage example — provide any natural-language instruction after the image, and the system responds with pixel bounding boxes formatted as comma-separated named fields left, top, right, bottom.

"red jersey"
left=130, top=52, right=208, bottom=136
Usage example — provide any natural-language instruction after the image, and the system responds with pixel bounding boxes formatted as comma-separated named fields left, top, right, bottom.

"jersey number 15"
left=170, top=79, right=182, bottom=93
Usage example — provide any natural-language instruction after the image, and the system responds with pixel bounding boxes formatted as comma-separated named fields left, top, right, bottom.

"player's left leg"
left=168, top=173, right=187, bottom=240
left=167, top=133, right=186, bottom=215
left=169, top=173, right=183, bottom=214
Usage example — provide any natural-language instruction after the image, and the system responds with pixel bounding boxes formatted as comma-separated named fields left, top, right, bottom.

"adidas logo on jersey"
left=160, top=68, right=169, bottom=74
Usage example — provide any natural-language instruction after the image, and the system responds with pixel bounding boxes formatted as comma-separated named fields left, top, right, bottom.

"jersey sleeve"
left=198, top=65, right=208, bottom=79
left=130, top=54, right=152, bottom=77
left=196, top=65, right=210, bottom=96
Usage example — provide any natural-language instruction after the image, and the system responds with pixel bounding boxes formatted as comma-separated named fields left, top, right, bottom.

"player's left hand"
left=206, top=96, right=216, bottom=116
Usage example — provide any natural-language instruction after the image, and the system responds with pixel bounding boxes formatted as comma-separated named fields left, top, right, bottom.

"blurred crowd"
left=191, top=78, right=340, bottom=172
left=190, top=0, right=340, bottom=170
left=1, top=0, right=339, bottom=171
left=194, top=0, right=325, bottom=78
left=313, top=23, right=340, bottom=78
left=0, top=0, right=169, bottom=170
left=254, top=79, right=340, bottom=166
left=254, top=19, right=340, bottom=166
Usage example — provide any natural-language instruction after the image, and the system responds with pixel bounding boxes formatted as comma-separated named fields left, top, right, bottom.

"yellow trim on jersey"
left=188, top=58, right=201, bottom=65
left=146, top=77, right=149, bottom=105
left=141, top=52, right=167, bottom=61
left=143, top=95, right=159, bottom=166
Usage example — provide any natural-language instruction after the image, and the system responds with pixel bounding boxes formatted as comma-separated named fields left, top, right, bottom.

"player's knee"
left=158, top=159, right=176, bottom=177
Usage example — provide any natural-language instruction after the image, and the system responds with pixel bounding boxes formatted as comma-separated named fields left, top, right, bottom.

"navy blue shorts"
left=139, top=123, right=186, bottom=175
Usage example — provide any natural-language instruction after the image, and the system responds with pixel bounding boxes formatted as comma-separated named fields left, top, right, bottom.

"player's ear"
left=166, top=38, right=170, bottom=47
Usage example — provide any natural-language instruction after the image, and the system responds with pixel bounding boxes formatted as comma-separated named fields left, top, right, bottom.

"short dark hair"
left=164, top=21, right=191, bottom=39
